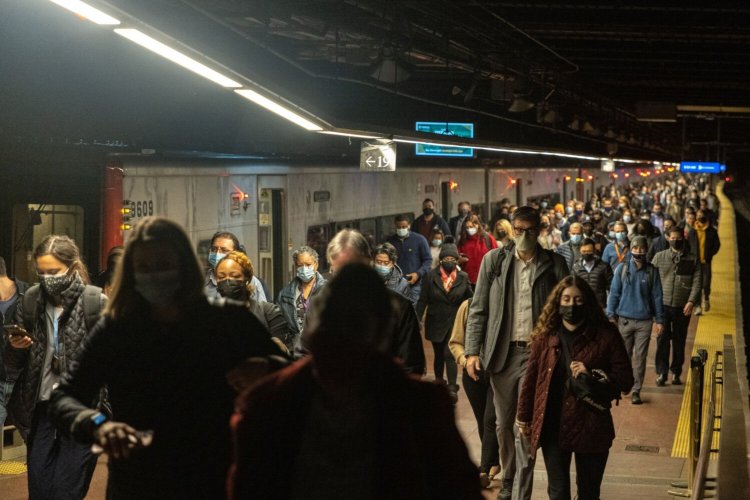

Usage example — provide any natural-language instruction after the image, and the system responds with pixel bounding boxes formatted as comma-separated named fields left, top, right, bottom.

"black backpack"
left=21, top=284, right=103, bottom=332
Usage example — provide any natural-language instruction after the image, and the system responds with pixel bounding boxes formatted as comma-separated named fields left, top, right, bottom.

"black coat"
left=417, top=268, right=473, bottom=343
left=572, top=257, right=614, bottom=308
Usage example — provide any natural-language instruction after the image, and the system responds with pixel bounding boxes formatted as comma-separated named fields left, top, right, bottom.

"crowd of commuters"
left=0, top=172, right=721, bottom=499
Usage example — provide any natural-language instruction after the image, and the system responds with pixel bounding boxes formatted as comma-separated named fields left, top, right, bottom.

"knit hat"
left=630, top=235, right=648, bottom=250
left=439, top=243, right=460, bottom=260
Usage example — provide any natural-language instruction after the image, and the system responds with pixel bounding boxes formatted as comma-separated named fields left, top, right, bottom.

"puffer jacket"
left=277, top=272, right=327, bottom=349
left=572, top=257, right=614, bottom=308
left=1, top=279, right=30, bottom=382
left=651, top=249, right=702, bottom=308
left=384, top=265, right=411, bottom=302
left=517, top=323, right=633, bottom=455
left=5, top=276, right=106, bottom=437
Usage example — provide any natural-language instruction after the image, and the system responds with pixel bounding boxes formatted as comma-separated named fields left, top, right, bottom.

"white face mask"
left=396, top=228, right=409, bottom=238
left=514, top=230, right=538, bottom=252
left=466, top=227, right=478, bottom=237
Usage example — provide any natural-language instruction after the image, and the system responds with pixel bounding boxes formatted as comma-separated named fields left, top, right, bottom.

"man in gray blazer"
left=465, top=207, right=569, bottom=500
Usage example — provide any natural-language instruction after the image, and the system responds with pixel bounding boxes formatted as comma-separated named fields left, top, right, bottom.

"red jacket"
left=458, top=233, right=497, bottom=283
left=516, top=323, right=634, bottom=454
left=229, top=355, right=482, bottom=499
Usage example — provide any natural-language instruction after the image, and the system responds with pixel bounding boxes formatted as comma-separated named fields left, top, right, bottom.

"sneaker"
left=694, top=306, right=703, bottom=316
left=656, top=375, right=667, bottom=387
left=704, top=299, right=711, bottom=312
left=672, top=375, right=682, bottom=385
left=497, top=479, right=513, bottom=500
left=631, top=392, right=643, bottom=405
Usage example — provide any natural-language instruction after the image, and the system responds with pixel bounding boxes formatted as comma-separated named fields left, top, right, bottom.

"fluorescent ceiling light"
left=319, top=131, right=381, bottom=140
left=49, top=0, right=120, bottom=25
left=114, top=29, right=242, bottom=88
left=234, top=89, right=323, bottom=131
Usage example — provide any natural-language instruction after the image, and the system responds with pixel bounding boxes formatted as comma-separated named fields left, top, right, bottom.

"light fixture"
left=319, top=131, right=380, bottom=140
left=235, top=89, right=323, bottom=131
left=616, top=131, right=627, bottom=142
left=627, top=134, right=637, bottom=145
left=508, top=93, right=535, bottom=113
left=49, top=0, right=120, bottom=25
left=542, top=109, right=559, bottom=124
left=582, top=120, right=598, bottom=135
left=568, top=117, right=580, bottom=131
left=604, top=126, right=617, bottom=139
left=370, top=44, right=410, bottom=84
left=114, top=29, right=242, bottom=88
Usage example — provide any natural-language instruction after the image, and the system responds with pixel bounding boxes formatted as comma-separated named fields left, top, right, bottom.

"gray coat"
left=651, top=249, right=702, bottom=308
left=465, top=243, right=569, bottom=373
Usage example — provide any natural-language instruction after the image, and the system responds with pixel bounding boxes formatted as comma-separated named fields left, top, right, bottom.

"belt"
left=509, top=340, right=529, bottom=348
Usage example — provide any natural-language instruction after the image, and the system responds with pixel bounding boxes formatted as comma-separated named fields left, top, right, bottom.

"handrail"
left=691, top=350, right=722, bottom=500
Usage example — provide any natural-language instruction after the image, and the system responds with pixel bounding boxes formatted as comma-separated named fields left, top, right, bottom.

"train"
left=5, top=151, right=628, bottom=299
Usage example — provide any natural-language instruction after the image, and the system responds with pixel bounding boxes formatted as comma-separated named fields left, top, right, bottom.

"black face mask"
left=441, top=261, right=457, bottom=272
left=540, top=222, right=550, bottom=229
left=582, top=253, right=595, bottom=262
left=669, top=239, right=684, bottom=251
left=560, top=304, right=586, bottom=325
left=497, top=230, right=507, bottom=239
left=217, top=279, right=248, bottom=301
left=697, top=216, right=707, bottom=224
left=423, top=208, right=434, bottom=216
left=631, top=252, right=647, bottom=262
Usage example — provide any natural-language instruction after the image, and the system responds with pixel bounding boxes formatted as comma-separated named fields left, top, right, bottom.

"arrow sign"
left=360, top=140, right=397, bottom=171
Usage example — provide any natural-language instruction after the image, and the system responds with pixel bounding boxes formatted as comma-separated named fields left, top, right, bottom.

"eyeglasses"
left=512, top=226, right=538, bottom=235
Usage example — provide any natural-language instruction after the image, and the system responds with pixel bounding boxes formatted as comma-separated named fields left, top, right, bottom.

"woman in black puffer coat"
left=5, top=235, right=107, bottom=500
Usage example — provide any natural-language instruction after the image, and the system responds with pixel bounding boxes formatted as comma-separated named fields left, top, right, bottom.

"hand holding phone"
left=4, top=324, right=33, bottom=348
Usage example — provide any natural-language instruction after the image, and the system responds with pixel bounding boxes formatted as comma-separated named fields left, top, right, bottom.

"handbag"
left=559, top=333, right=620, bottom=414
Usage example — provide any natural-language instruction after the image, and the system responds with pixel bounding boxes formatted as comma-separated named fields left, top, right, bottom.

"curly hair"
left=530, top=275, right=613, bottom=341
left=217, top=251, right=256, bottom=298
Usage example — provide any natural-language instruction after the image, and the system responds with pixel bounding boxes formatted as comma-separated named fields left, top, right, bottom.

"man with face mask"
left=651, top=227, right=702, bottom=386
left=387, top=214, right=433, bottom=307
left=556, top=222, right=584, bottom=270
left=449, top=201, right=472, bottom=237
left=692, top=209, right=720, bottom=313
left=648, top=217, right=676, bottom=261
left=600, top=198, right=621, bottom=227
left=464, top=206, right=569, bottom=500
left=606, top=236, right=664, bottom=405
left=411, top=198, right=452, bottom=241
left=572, top=238, right=613, bottom=308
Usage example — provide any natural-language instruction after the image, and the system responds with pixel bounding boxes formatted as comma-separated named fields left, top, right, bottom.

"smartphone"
left=4, top=324, right=32, bottom=340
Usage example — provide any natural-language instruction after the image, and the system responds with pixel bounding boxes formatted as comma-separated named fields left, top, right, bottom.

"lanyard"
left=614, top=243, right=627, bottom=262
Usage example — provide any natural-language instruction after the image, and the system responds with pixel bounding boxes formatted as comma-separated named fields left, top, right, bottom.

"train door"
left=10, top=204, right=85, bottom=283
left=257, top=176, right=287, bottom=300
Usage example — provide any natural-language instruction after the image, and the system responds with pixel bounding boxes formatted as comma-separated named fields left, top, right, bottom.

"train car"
left=103, top=153, right=618, bottom=299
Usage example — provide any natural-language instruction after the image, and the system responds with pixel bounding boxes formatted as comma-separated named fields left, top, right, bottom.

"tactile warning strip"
left=672, top=182, right=735, bottom=458
left=0, top=460, right=27, bottom=474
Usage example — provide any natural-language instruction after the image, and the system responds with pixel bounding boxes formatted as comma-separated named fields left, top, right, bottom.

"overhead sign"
left=679, top=161, right=722, bottom=174
left=415, top=122, right=474, bottom=157
left=601, top=159, right=615, bottom=172
left=360, top=140, right=396, bottom=171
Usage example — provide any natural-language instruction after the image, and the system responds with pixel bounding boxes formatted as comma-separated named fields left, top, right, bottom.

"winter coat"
left=458, top=233, right=497, bottom=284
left=277, top=272, right=327, bottom=348
left=384, top=265, right=412, bottom=302
left=228, top=355, right=482, bottom=500
left=49, top=299, right=283, bottom=499
left=416, top=268, right=473, bottom=343
left=555, top=240, right=581, bottom=271
left=651, top=250, right=702, bottom=308
left=1, top=279, right=29, bottom=382
left=571, top=257, right=613, bottom=308
left=465, top=243, right=569, bottom=373
left=516, top=323, right=633, bottom=455
left=5, top=276, right=106, bottom=437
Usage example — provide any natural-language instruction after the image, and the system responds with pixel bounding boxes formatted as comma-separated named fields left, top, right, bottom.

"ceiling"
left=171, top=0, right=750, bottom=164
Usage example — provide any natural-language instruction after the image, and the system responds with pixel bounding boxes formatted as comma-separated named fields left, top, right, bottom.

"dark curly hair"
left=531, top=275, right=614, bottom=341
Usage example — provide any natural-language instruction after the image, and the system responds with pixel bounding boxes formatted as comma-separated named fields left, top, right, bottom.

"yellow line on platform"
left=672, top=182, right=736, bottom=458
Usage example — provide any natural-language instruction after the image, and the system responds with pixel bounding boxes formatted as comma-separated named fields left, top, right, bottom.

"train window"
left=334, top=220, right=359, bottom=232
left=306, top=224, right=330, bottom=272
left=359, top=218, right=377, bottom=250
left=11, top=204, right=85, bottom=283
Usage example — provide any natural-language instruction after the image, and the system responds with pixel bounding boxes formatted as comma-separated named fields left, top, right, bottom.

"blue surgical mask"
left=570, top=234, right=582, bottom=245
left=296, top=265, right=315, bottom=283
left=608, top=230, right=616, bottom=240
left=615, top=231, right=627, bottom=242
left=566, top=206, right=574, bottom=215
left=623, top=215, right=632, bottom=223
left=396, top=228, right=409, bottom=238
left=208, top=252, right=226, bottom=269
left=432, top=239, right=443, bottom=247
left=374, top=264, right=392, bottom=279
left=540, top=201, right=548, bottom=209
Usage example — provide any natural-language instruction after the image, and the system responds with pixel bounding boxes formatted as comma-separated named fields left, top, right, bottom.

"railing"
left=691, top=350, right=722, bottom=499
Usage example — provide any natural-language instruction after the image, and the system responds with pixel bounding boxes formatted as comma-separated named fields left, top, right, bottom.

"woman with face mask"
left=372, top=243, right=412, bottom=301
left=5, top=235, right=107, bottom=499
left=416, top=244, right=473, bottom=402
left=48, top=217, right=284, bottom=499
left=538, top=214, right=562, bottom=251
left=216, top=252, right=289, bottom=353
left=493, top=219, right=513, bottom=249
left=457, top=214, right=497, bottom=285
left=428, top=229, right=445, bottom=269
left=516, top=276, right=633, bottom=500
left=277, top=245, right=327, bottom=352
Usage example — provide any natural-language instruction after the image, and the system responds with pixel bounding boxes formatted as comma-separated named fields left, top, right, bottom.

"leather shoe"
left=497, top=479, right=513, bottom=500
left=631, top=392, right=643, bottom=405
left=672, top=375, right=682, bottom=385
left=656, top=375, right=666, bottom=387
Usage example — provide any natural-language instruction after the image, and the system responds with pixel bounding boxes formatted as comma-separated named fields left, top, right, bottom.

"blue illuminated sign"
left=679, top=161, right=722, bottom=174
left=415, top=122, right=474, bottom=157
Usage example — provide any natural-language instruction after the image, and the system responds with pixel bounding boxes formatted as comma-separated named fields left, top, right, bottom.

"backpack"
left=21, top=284, right=103, bottom=332
left=619, top=261, right=656, bottom=290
